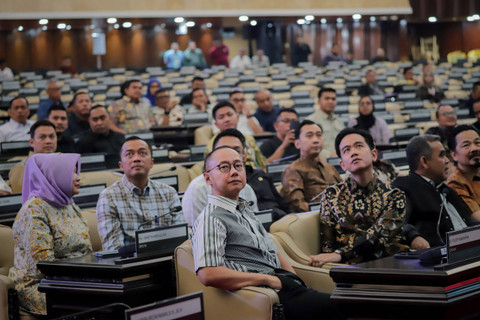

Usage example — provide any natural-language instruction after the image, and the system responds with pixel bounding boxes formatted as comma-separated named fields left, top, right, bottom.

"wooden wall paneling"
left=398, top=21, right=409, bottom=61
left=462, top=22, right=480, bottom=53
left=351, top=21, right=365, bottom=60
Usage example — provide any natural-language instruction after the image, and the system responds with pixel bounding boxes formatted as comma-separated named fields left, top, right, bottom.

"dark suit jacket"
left=392, top=172, right=476, bottom=247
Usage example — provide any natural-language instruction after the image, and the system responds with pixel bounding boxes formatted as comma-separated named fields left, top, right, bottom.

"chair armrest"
left=0, top=274, right=15, bottom=320
left=272, top=232, right=311, bottom=265
left=290, top=264, right=336, bottom=294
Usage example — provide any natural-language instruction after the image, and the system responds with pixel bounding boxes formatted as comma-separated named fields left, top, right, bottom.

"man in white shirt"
left=0, top=96, right=34, bottom=143
left=230, top=48, right=252, bottom=71
left=252, top=49, right=270, bottom=68
left=229, top=90, right=263, bottom=135
left=0, top=59, right=14, bottom=80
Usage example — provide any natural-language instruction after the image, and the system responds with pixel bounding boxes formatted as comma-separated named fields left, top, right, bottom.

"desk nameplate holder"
left=434, top=225, right=480, bottom=271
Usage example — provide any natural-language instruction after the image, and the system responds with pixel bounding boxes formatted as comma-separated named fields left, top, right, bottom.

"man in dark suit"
left=392, top=134, right=477, bottom=248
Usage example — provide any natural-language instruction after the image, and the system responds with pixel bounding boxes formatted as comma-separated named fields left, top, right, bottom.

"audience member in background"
left=252, top=49, right=270, bottom=68
left=47, top=104, right=76, bottom=153
left=190, top=88, right=212, bottom=117
left=59, top=56, right=78, bottom=77
left=209, top=38, right=229, bottom=67
left=143, top=78, right=162, bottom=107
left=97, top=137, right=183, bottom=251
left=260, top=108, right=300, bottom=163
left=291, top=36, right=312, bottom=67
left=447, top=125, right=480, bottom=220
left=9, top=153, right=92, bottom=317
left=310, top=128, right=408, bottom=267
left=371, top=48, right=389, bottom=64
left=108, top=80, right=156, bottom=134
left=206, top=101, right=267, bottom=169
left=77, top=105, right=125, bottom=162
left=65, top=91, right=92, bottom=138
left=230, top=48, right=252, bottom=70
left=0, top=59, right=14, bottom=80
left=182, top=131, right=259, bottom=227
left=0, top=96, right=33, bottom=143
left=180, top=77, right=206, bottom=106
left=416, top=66, right=445, bottom=102
left=191, top=146, right=345, bottom=320
left=306, top=87, right=345, bottom=158
left=348, top=96, right=392, bottom=145
left=0, top=176, right=12, bottom=195
left=229, top=90, right=263, bottom=135
left=254, top=89, right=280, bottom=132
left=152, top=89, right=185, bottom=126
left=163, top=42, right=184, bottom=69
left=358, top=70, right=384, bottom=96
left=460, top=81, right=480, bottom=118
left=392, top=135, right=476, bottom=248
left=9, top=120, right=57, bottom=193
left=38, top=79, right=63, bottom=120
left=426, top=105, right=457, bottom=148
left=402, top=67, right=419, bottom=85
left=322, top=43, right=345, bottom=66
left=183, top=40, right=207, bottom=70
left=473, top=101, right=480, bottom=132
left=282, top=120, right=341, bottom=213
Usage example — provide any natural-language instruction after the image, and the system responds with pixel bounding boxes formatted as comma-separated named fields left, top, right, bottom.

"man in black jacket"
left=392, top=134, right=477, bottom=248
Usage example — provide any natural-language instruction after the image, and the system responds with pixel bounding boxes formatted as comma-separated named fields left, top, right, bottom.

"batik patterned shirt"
left=318, top=175, right=408, bottom=264
left=447, top=166, right=480, bottom=215
left=108, top=96, right=156, bottom=133
left=9, top=198, right=92, bottom=315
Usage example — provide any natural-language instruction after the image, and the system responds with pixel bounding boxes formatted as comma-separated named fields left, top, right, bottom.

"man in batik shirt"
left=310, top=128, right=408, bottom=267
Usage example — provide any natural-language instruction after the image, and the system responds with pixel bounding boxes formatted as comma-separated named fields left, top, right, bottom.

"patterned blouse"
left=9, top=197, right=92, bottom=315
left=318, top=175, right=408, bottom=264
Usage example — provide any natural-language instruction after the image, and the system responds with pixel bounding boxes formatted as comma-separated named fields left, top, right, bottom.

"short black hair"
left=334, top=127, right=375, bottom=158
left=403, top=66, right=413, bottom=75
left=203, top=146, right=237, bottom=172
left=449, top=124, right=480, bottom=152
left=47, top=104, right=67, bottom=117
left=192, top=87, right=206, bottom=95
left=120, top=136, right=153, bottom=158
left=276, top=108, right=298, bottom=121
left=406, top=134, right=442, bottom=172
left=472, top=81, right=480, bottom=92
left=295, top=119, right=322, bottom=139
left=212, top=101, right=237, bottom=119
left=70, top=91, right=90, bottom=106
left=154, top=88, right=169, bottom=96
left=213, top=128, right=246, bottom=149
left=192, top=76, right=204, bottom=83
left=229, top=90, right=243, bottom=97
left=317, top=87, right=336, bottom=99
left=9, top=95, right=29, bottom=109
left=89, top=104, right=107, bottom=116
left=30, top=120, right=56, bottom=139
left=121, top=79, right=141, bottom=96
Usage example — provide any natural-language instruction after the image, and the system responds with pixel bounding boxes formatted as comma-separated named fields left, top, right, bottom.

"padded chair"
left=0, top=225, right=14, bottom=320
left=80, top=170, right=122, bottom=187
left=148, top=163, right=191, bottom=192
left=81, top=209, right=103, bottom=252
left=194, top=125, right=213, bottom=146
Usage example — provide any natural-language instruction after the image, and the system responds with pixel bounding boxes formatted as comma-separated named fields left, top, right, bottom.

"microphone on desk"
left=119, top=206, right=183, bottom=258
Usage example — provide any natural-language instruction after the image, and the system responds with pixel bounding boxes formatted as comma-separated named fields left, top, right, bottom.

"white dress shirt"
left=0, top=119, right=34, bottom=143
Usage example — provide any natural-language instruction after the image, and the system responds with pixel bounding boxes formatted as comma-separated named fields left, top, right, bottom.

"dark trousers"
left=275, top=269, right=345, bottom=320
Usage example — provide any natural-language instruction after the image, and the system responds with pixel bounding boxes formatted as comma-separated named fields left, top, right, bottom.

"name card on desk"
left=135, top=224, right=188, bottom=256
left=447, top=225, right=480, bottom=264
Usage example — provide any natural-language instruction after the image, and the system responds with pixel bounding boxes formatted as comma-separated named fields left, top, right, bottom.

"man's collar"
left=8, top=118, right=27, bottom=127
left=318, top=109, right=336, bottom=120
left=121, top=175, right=151, bottom=196
left=207, top=194, right=247, bottom=214
left=418, top=174, right=446, bottom=190
left=347, top=173, right=378, bottom=194
left=122, top=95, right=139, bottom=104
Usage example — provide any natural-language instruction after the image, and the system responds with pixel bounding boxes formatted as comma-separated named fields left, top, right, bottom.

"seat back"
left=0, top=225, right=13, bottom=276
left=174, top=240, right=278, bottom=320
left=81, top=209, right=103, bottom=252
left=270, top=211, right=320, bottom=257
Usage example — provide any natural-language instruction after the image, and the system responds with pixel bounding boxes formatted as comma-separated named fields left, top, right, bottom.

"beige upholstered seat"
left=194, top=125, right=213, bottom=146
left=0, top=225, right=14, bottom=320
left=81, top=209, right=103, bottom=252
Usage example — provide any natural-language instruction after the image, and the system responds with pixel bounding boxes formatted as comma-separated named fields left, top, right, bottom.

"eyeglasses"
left=360, top=101, right=372, bottom=106
left=232, top=98, right=246, bottom=103
left=278, top=118, right=297, bottom=124
left=205, top=161, right=245, bottom=173
left=442, top=111, right=456, bottom=117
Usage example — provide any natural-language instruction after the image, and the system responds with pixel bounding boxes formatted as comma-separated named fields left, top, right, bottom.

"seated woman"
left=348, top=95, right=392, bottom=145
left=9, top=153, right=92, bottom=317
left=416, top=66, right=445, bottom=102
left=143, top=78, right=162, bottom=107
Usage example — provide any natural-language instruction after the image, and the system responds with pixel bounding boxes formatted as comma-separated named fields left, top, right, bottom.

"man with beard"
left=447, top=125, right=480, bottom=221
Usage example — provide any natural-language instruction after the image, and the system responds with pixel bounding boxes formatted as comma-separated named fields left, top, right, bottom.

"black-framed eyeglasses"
left=205, top=161, right=245, bottom=174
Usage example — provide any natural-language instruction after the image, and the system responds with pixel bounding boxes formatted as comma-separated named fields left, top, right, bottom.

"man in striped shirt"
left=191, top=146, right=344, bottom=320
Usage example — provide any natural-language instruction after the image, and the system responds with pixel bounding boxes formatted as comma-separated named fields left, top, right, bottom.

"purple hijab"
left=22, top=153, right=81, bottom=208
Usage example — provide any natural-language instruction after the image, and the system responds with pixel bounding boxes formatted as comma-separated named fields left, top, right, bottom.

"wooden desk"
left=330, top=256, right=480, bottom=319
left=38, top=254, right=175, bottom=318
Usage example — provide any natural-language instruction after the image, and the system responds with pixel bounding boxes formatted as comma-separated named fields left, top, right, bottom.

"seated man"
left=426, top=105, right=457, bottom=149
left=189, top=88, right=212, bottom=116
left=282, top=120, right=341, bottom=213
left=206, top=101, right=267, bottom=169
left=392, top=134, right=477, bottom=248
left=37, top=79, right=63, bottom=120
left=447, top=125, right=480, bottom=221
left=47, top=104, right=76, bottom=153
left=179, top=77, right=205, bottom=106
left=473, top=101, right=480, bottom=132
left=77, top=105, right=125, bottom=162
left=191, top=146, right=345, bottom=320
left=358, top=70, right=384, bottom=97
left=229, top=90, right=263, bottom=135
left=310, top=128, right=408, bottom=267
left=182, top=130, right=259, bottom=227
left=152, top=89, right=185, bottom=126
left=96, top=136, right=183, bottom=250
left=9, top=120, right=57, bottom=193
left=0, top=95, right=34, bottom=143
left=65, top=91, right=92, bottom=138
left=260, top=108, right=300, bottom=163
left=253, top=89, right=280, bottom=133
left=108, top=80, right=156, bottom=134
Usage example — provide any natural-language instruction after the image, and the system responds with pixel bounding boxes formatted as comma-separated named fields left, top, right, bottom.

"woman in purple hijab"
left=9, top=153, right=92, bottom=316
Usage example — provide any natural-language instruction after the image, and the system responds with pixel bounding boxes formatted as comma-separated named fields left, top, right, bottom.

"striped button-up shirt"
left=97, top=175, right=183, bottom=251
left=191, top=194, right=280, bottom=274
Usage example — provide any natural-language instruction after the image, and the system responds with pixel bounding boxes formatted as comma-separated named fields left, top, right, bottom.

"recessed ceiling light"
left=467, top=16, right=475, bottom=22
left=239, top=15, right=249, bottom=22
left=174, top=17, right=184, bottom=23
left=320, top=18, right=327, bottom=24
left=66, top=25, right=71, bottom=30
left=39, top=19, right=48, bottom=25
left=114, top=24, right=120, bottom=29
left=337, top=17, right=343, bottom=23
left=352, top=14, right=362, bottom=20
left=107, top=17, right=117, bottom=24
left=473, top=14, right=480, bottom=20
left=370, top=16, right=376, bottom=22
left=428, top=16, right=437, bottom=23
left=18, top=26, right=24, bottom=31
left=250, top=20, right=258, bottom=26
left=186, top=21, right=195, bottom=27
left=122, top=22, right=132, bottom=28
left=297, top=19, right=306, bottom=25
left=305, top=15, right=314, bottom=21
left=206, top=22, right=212, bottom=28
left=57, top=23, right=66, bottom=29
left=42, top=26, right=47, bottom=31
